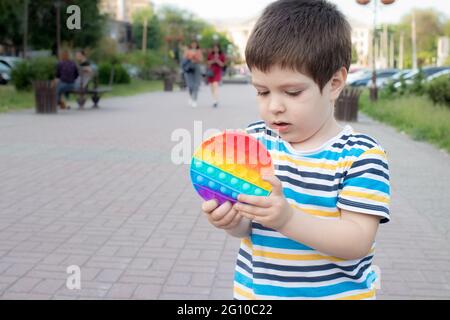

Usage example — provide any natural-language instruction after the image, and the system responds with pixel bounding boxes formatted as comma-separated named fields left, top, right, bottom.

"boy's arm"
left=278, top=209, right=380, bottom=260
left=225, top=216, right=252, bottom=238
left=236, top=185, right=381, bottom=260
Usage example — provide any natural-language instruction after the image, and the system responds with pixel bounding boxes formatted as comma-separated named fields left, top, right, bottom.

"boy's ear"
left=329, top=67, right=348, bottom=101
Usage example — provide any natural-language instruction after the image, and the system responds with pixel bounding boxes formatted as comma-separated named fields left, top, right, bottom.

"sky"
left=151, top=0, right=450, bottom=25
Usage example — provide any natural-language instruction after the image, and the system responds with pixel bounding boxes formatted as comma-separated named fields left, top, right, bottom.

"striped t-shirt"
left=233, top=120, right=391, bottom=300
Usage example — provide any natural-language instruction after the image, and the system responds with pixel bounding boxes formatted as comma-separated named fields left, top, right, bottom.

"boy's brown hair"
left=245, top=0, right=352, bottom=93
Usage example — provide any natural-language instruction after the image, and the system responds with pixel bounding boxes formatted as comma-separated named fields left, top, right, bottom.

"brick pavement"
left=0, top=84, right=449, bottom=299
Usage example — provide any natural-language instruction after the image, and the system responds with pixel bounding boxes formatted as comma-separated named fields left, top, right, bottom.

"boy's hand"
left=235, top=175, right=293, bottom=230
left=202, top=199, right=242, bottom=230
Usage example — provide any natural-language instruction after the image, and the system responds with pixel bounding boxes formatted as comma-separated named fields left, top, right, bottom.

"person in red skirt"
left=206, top=44, right=226, bottom=108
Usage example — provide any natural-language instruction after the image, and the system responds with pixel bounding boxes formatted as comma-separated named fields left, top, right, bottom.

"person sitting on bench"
left=55, top=50, right=79, bottom=110
left=74, top=50, right=94, bottom=93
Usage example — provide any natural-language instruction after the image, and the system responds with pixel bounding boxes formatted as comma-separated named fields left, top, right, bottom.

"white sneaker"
left=191, top=100, right=198, bottom=108
left=188, top=98, right=193, bottom=107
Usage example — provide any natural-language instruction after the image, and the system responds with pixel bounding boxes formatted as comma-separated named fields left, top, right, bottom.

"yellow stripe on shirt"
left=339, top=190, right=389, bottom=204
left=234, top=285, right=255, bottom=300
left=335, top=287, right=376, bottom=300
left=272, top=153, right=351, bottom=171
left=290, top=203, right=341, bottom=218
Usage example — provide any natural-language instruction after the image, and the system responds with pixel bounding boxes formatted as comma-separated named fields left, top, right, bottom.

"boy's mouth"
left=271, top=121, right=291, bottom=132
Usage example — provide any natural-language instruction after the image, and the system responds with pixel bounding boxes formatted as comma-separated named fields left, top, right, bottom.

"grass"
left=359, top=89, right=450, bottom=153
left=0, top=86, right=34, bottom=113
left=0, top=79, right=163, bottom=113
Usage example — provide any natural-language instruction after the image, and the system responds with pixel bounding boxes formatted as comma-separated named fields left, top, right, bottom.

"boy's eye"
left=286, top=91, right=303, bottom=97
left=257, top=91, right=269, bottom=96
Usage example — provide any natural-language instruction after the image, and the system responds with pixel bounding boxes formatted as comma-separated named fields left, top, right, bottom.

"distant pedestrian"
left=206, top=44, right=226, bottom=108
left=182, top=40, right=203, bottom=108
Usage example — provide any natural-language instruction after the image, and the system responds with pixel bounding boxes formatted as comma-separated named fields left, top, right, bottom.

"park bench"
left=67, top=68, right=114, bottom=108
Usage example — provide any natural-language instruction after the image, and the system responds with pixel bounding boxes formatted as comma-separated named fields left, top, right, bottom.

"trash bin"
left=33, top=80, right=57, bottom=114
left=334, top=86, right=361, bottom=122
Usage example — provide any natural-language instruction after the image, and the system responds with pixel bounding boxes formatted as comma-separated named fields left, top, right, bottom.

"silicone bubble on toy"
left=190, top=131, right=274, bottom=205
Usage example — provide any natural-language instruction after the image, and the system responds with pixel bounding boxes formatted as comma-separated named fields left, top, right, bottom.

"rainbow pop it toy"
left=190, top=131, right=274, bottom=205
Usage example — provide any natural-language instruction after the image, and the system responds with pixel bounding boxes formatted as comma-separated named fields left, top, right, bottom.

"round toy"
left=190, top=131, right=274, bottom=205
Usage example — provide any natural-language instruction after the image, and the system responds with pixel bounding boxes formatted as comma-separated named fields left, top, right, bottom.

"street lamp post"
left=356, top=0, right=396, bottom=101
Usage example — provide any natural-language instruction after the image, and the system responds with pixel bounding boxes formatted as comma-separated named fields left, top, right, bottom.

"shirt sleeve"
left=337, top=146, right=391, bottom=223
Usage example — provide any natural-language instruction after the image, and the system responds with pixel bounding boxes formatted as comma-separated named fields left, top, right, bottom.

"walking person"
left=182, top=40, right=203, bottom=108
left=206, top=44, right=226, bottom=108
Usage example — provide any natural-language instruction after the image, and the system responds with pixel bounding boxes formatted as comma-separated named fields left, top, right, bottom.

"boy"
left=202, top=0, right=390, bottom=300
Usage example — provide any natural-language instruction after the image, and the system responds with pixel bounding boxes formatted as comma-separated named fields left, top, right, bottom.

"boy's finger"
left=262, top=175, right=283, bottom=196
left=235, top=202, right=265, bottom=216
left=210, top=201, right=232, bottom=221
left=237, top=210, right=256, bottom=221
left=202, top=199, right=218, bottom=213
left=223, top=210, right=243, bottom=229
left=237, top=194, right=270, bottom=207
left=215, top=207, right=237, bottom=228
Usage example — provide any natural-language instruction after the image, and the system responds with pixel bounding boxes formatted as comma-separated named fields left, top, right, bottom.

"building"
left=99, top=0, right=153, bottom=52
left=350, top=18, right=372, bottom=67
left=99, top=0, right=152, bottom=23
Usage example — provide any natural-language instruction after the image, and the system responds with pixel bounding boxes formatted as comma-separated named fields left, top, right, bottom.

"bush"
left=98, top=62, right=130, bottom=85
left=120, top=50, right=165, bottom=80
left=89, top=38, right=122, bottom=65
left=407, top=68, right=425, bottom=96
left=113, top=64, right=131, bottom=84
left=11, top=56, right=57, bottom=91
left=426, top=76, right=450, bottom=107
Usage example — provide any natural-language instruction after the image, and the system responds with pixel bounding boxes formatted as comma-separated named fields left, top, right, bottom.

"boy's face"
left=251, top=65, right=346, bottom=144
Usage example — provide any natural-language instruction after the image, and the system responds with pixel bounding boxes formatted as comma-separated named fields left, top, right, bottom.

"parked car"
left=346, top=69, right=371, bottom=85
left=393, top=66, right=450, bottom=88
left=349, top=69, right=398, bottom=87
left=0, top=56, right=23, bottom=85
left=375, top=69, right=411, bottom=88
left=424, top=67, right=450, bottom=82
left=0, top=60, right=11, bottom=85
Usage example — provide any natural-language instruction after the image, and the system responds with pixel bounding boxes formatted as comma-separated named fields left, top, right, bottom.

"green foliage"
left=29, top=0, right=106, bottom=51
left=0, top=0, right=106, bottom=53
left=120, top=50, right=165, bottom=80
left=11, top=56, right=57, bottom=91
left=408, top=68, right=425, bottom=95
left=360, top=90, right=450, bottom=153
left=393, top=8, right=447, bottom=68
left=132, top=16, right=163, bottom=51
left=98, top=63, right=130, bottom=85
left=157, top=5, right=208, bottom=44
left=426, top=76, right=450, bottom=107
left=89, top=38, right=122, bottom=65
left=382, top=69, right=426, bottom=98
left=0, top=0, right=23, bottom=49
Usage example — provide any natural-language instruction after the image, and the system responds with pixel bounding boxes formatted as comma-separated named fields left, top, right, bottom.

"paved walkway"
left=0, top=84, right=449, bottom=299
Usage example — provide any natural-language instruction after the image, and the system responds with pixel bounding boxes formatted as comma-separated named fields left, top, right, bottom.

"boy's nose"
left=268, top=96, right=286, bottom=114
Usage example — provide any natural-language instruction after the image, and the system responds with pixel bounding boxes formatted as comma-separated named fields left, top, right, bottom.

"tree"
left=0, top=0, right=26, bottom=53
left=395, top=9, right=447, bottom=67
left=157, top=5, right=208, bottom=44
left=26, top=0, right=106, bottom=54
left=132, top=6, right=163, bottom=51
